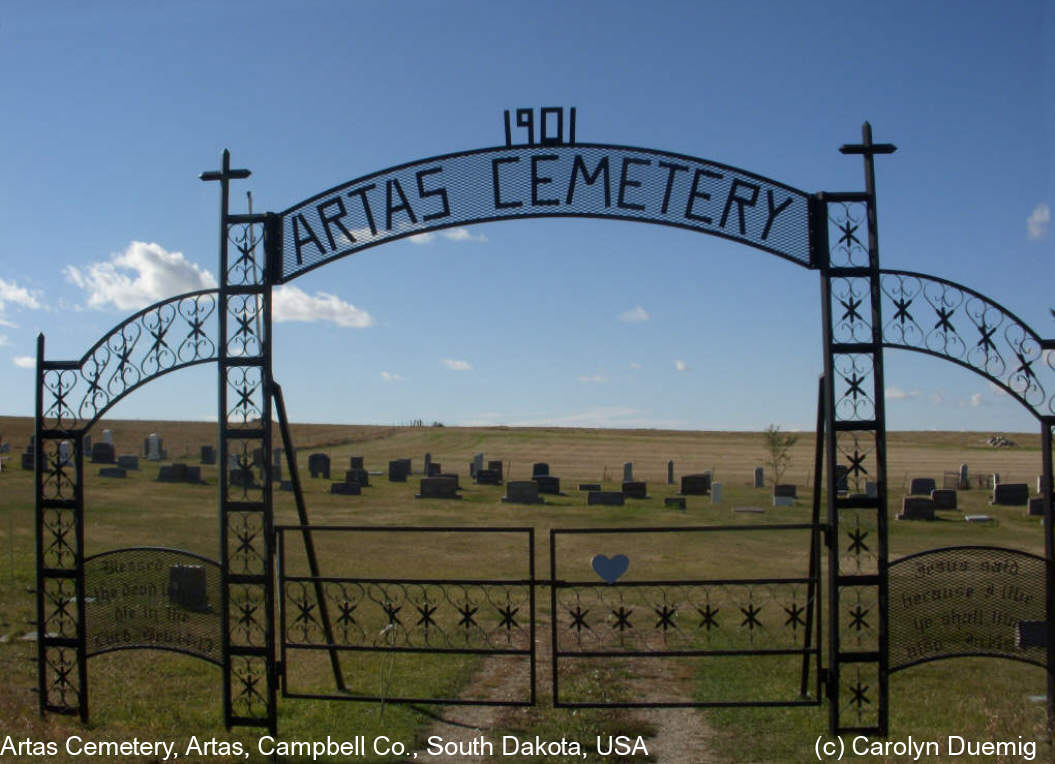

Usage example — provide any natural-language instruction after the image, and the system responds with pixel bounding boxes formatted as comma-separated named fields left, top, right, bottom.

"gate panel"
left=278, top=526, right=535, bottom=706
left=550, top=525, right=821, bottom=707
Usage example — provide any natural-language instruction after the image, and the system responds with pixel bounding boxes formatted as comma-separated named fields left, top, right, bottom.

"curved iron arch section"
left=878, top=270, right=1054, bottom=421
left=277, top=143, right=814, bottom=283
left=40, top=290, right=219, bottom=432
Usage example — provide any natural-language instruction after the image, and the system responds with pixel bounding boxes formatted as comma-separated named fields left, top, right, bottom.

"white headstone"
left=992, top=473, right=1000, bottom=486
left=102, top=429, right=114, bottom=445
left=147, top=433, right=162, bottom=461
left=711, top=482, right=723, bottom=504
left=58, top=441, right=71, bottom=466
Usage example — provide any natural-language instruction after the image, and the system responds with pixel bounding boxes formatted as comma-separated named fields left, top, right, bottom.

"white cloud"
left=577, top=374, right=607, bottom=384
left=0, top=278, right=42, bottom=310
left=380, top=371, right=404, bottom=382
left=987, top=381, right=1008, bottom=396
left=64, top=241, right=217, bottom=310
left=885, top=387, right=920, bottom=400
left=461, top=406, right=689, bottom=429
left=13, top=356, right=34, bottom=368
left=618, top=306, right=650, bottom=323
left=408, top=227, right=487, bottom=245
left=442, top=359, right=472, bottom=371
left=272, top=285, right=373, bottom=328
left=1027, top=203, right=1050, bottom=240
left=968, top=393, right=984, bottom=408
left=0, top=335, right=8, bottom=347
left=674, top=359, right=688, bottom=372
left=629, top=362, right=642, bottom=370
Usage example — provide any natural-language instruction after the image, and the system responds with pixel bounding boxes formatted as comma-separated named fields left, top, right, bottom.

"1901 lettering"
left=504, top=107, right=576, bottom=146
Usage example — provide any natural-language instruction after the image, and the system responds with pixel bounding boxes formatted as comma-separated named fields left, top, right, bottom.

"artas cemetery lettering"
left=280, top=145, right=810, bottom=279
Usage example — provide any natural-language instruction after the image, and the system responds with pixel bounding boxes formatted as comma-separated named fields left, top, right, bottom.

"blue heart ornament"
left=591, top=554, right=629, bottom=584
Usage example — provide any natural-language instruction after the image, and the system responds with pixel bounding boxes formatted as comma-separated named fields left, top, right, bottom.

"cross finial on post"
left=199, top=148, right=251, bottom=186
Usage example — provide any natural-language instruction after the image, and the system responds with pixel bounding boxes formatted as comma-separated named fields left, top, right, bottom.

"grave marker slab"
left=668, top=460, right=674, bottom=485
left=1027, top=498, right=1045, bottom=517
left=416, top=476, right=461, bottom=499
left=930, top=489, right=957, bottom=510
left=90, top=442, right=116, bottom=464
left=475, top=468, right=501, bottom=485
left=200, top=445, right=216, bottom=465
left=711, top=482, right=723, bottom=504
left=835, top=465, right=849, bottom=492
left=99, top=467, right=127, bottom=479
left=427, top=462, right=442, bottom=476
left=534, top=475, right=560, bottom=495
left=959, top=463, right=969, bottom=489
left=754, top=466, right=764, bottom=488
left=532, top=462, right=549, bottom=477
left=502, top=481, right=542, bottom=505
left=102, top=429, right=114, bottom=445
left=898, top=497, right=935, bottom=521
left=587, top=491, right=624, bottom=506
left=578, top=483, right=601, bottom=491
left=350, top=456, right=365, bottom=470
left=623, top=462, right=633, bottom=482
left=116, top=455, right=139, bottom=471
left=331, top=482, right=361, bottom=496
left=309, top=453, right=331, bottom=479
left=58, top=441, right=72, bottom=466
left=681, top=473, right=711, bottom=495
left=345, top=469, right=370, bottom=487
left=157, top=464, right=188, bottom=482
left=664, top=497, right=686, bottom=510
left=487, top=460, right=504, bottom=481
left=909, top=477, right=936, bottom=495
left=992, top=483, right=1028, bottom=506
left=773, top=484, right=797, bottom=499
left=440, top=473, right=461, bottom=489
left=622, top=481, right=647, bottom=499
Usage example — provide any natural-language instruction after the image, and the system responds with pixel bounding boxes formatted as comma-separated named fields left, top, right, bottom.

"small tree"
left=763, top=424, right=798, bottom=486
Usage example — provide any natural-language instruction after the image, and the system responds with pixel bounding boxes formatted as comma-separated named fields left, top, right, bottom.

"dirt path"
left=410, top=620, right=718, bottom=763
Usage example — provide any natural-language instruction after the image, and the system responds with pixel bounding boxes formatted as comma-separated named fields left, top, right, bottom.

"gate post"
left=203, top=151, right=277, bottom=733
left=1042, top=417, right=1055, bottom=735
left=819, top=123, right=895, bottom=736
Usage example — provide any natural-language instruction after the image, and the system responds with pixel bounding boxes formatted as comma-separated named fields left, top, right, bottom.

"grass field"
left=0, top=416, right=1051, bottom=762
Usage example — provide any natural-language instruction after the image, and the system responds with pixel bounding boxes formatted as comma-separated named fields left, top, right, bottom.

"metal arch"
left=878, top=269, right=1054, bottom=420
left=277, top=143, right=814, bottom=282
left=39, top=289, right=220, bottom=432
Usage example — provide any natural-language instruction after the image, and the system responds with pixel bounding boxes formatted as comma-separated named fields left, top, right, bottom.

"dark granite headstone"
left=252, top=448, right=265, bottom=467
left=184, top=466, right=202, bottom=483
left=754, top=466, right=765, bottom=488
left=21, top=452, right=34, bottom=470
left=681, top=473, right=711, bottom=495
left=157, top=464, right=185, bottom=482
left=475, top=468, right=501, bottom=485
left=99, top=467, right=127, bottom=479
left=578, top=483, right=602, bottom=491
left=427, top=462, right=442, bottom=476
left=1027, top=497, right=1045, bottom=517
left=622, top=481, right=647, bottom=499
left=773, top=484, right=797, bottom=499
left=533, top=475, right=560, bottom=495
left=909, top=477, right=936, bottom=495
left=345, top=468, right=370, bottom=487
left=992, top=483, right=1029, bottom=506
left=587, top=491, right=624, bottom=506
left=835, top=465, right=849, bottom=492
left=90, top=442, right=116, bottom=464
left=416, top=476, right=460, bottom=499
left=168, top=565, right=209, bottom=611
left=930, top=489, right=957, bottom=510
left=532, top=462, right=549, bottom=477
left=440, top=473, right=461, bottom=489
left=331, top=482, right=361, bottom=495
left=117, top=455, right=139, bottom=470
left=898, top=496, right=935, bottom=521
left=487, top=460, right=504, bottom=481
left=664, top=497, right=687, bottom=509
left=200, top=445, right=216, bottom=465
left=502, top=480, right=542, bottom=504
left=668, top=460, right=675, bottom=485
left=308, top=453, right=331, bottom=479
left=350, top=456, right=365, bottom=470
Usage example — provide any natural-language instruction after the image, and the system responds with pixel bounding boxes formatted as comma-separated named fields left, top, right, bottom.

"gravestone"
left=623, top=462, right=633, bottom=482
left=992, top=483, right=1028, bottom=506
left=865, top=481, right=878, bottom=498
left=587, top=491, right=624, bottom=506
left=102, top=429, right=114, bottom=445
left=488, top=460, right=504, bottom=481
left=440, top=473, right=461, bottom=489
left=99, top=467, right=127, bottom=479
left=681, top=473, right=711, bottom=495
left=668, top=460, right=674, bottom=485
left=711, top=482, right=723, bottom=504
left=308, top=453, right=331, bottom=479
left=664, top=497, right=686, bottom=510
left=835, top=465, right=849, bottom=493
left=502, top=481, right=542, bottom=505
left=960, top=463, right=969, bottom=489
left=898, top=496, right=936, bottom=521
left=273, top=448, right=283, bottom=466
left=270, top=461, right=282, bottom=482
left=252, top=448, right=265, bottom=467
left=21, top=452, right=34, bottom=470
left=90, top=442, right=116, bottom=464
left=157, top=464, right=188, bottom=482
left=475, top=468, right=501, bottom=485
left=534, top=475, right=560, bottom=495
left=416, top=476, right=461, bottom=500
left=81, top=435, right=89, bottom=453
left=532, top=462, right=549, bottom=477
left=168, top=565, right=209, bottom=611
left=345, top=468, right=370, bottom=487
left=58, top=441, right=72, bottom=466
left=754, top=466, right=764, bottom=488
left=909, top=477, right=936, bottom=495
left=930, top=489, right=957, bottom=510
left=427, top=462, right=442, bottom=476
left=350, top=456, right=365, bottom=470
left=146, top=434, right=162, bottom=461
left=472, top=453, right=484, bottom=477
left=424, top=452, right=431, bottom=476
left=992, top=473, right=1000, bottom=486
left=388, top=459, right=410, bottom=482
left=184, top=466, right=202, bottom=483
left=331, top=482, right=361, bottom=496
left=200, top=445, right=216, bottom=465
left=942, top=471, right=960, bottom=490
left=622, top=481, right=647, bottom=500
left=773, top=484, right=797, bottom=499
left=964, top=514, right=993, bottom=523
left=579, top=483, right=601, bottom=491
left=1027, top=497, right=1045, bottom=517
left=116, top=455, right=139, bottom=471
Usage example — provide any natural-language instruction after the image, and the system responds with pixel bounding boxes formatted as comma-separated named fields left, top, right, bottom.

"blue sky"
left=0, top=1, right=1051, bottom=432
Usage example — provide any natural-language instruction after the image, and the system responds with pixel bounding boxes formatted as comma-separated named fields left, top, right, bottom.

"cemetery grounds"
left=0, top=415, right=1050, bottom=763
